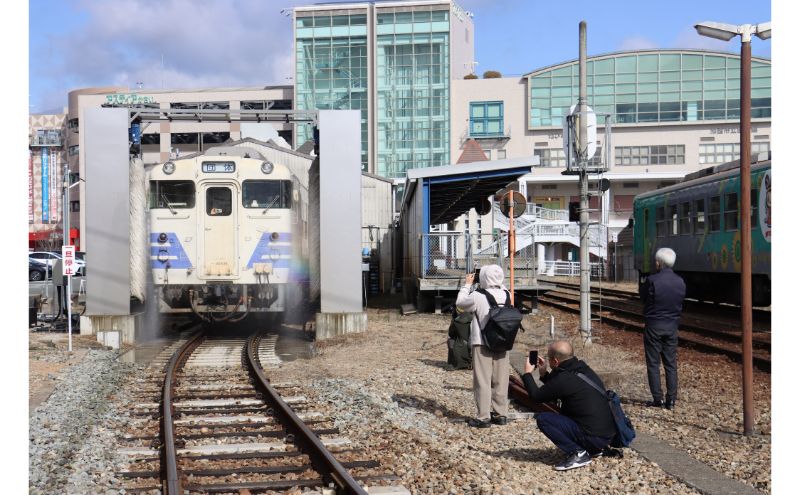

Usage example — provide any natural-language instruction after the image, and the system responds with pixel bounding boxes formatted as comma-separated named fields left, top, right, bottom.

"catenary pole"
left=63, top=162, right=72, bottom=352
left=739, top=35, right=753, bottom=436
left=578, top=21, right=591, bottom=342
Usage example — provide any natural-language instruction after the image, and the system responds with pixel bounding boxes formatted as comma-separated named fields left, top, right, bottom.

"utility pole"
left=578, top=21, right=591, bottom=343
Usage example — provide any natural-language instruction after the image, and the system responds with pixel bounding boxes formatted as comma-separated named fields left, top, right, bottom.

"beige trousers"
left=472, top=345, right=510, bottom=421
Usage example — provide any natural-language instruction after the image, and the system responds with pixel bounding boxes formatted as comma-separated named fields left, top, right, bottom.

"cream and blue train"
left=147, top=146, right=307, bottom=322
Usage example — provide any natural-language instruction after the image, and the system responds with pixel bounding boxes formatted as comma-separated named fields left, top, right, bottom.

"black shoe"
left=665, top=398, right=676, bottom=410
left=554, top=450, right=592, bottom=471
left=467, top=418, right=491, bottom=428
left=592, top=447, right=623, bottom=459
left=645, top=399, right=663, bottom=408
left=490, top=413, right=508, bottom=425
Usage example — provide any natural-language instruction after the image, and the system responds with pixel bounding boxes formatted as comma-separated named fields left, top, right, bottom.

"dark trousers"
left=536, top=412, right=610, bottom=455
left=644, top=326, right=678, bottom=401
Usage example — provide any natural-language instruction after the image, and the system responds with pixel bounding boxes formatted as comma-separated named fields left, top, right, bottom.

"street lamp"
left=694, top=20, right=770, bottom=437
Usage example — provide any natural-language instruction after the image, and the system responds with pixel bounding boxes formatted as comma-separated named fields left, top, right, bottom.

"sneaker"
left=645, top=399, right=663, bottom=408
left=554, top=450, right=592, bottom=471
left=466, top=418, right=491, bottom=428
left=592, top=447, right=623, bottom=459
left=665, top=398, right=676, bottom=410
left=490, top=413, right=508, bottom=425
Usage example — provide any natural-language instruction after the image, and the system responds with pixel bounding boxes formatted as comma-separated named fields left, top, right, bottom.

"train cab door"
left=200, top=184, right=239, bottom=278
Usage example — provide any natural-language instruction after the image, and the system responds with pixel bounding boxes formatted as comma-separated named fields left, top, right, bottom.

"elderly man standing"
left=639, top=247, right=686, bottom=410
left=456, top=264, right=511, bottom=428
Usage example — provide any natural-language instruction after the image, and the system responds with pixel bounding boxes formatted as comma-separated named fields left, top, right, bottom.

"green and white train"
left=633, top=158, right=771, bottom=306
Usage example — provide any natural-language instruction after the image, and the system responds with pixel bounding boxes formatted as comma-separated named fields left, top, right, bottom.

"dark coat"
left=522, top=357, right=617, bottom=438
left=639, top=267, right=686, bottom=331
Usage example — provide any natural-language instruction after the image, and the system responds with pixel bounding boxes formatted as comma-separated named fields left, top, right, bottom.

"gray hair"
left=655, top=247, right=676, bottom=269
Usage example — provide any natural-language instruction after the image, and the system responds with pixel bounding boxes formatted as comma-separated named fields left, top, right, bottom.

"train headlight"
left=157, top=233, right=168, bottom=244
left=261, top=161, right=274, bottom=174
left=270, top=232, right=280, bottom=241
left=163, top=161, right=176, bottom=175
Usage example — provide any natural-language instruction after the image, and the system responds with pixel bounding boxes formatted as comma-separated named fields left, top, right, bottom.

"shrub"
left=464, top=73, right=478, bottom=80
left=483, top=70, right=502, bottom=78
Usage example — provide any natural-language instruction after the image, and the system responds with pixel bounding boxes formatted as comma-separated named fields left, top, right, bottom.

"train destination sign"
left=201, top=161, right=236, bottom=173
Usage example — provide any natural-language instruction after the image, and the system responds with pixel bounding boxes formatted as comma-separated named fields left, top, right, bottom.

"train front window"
left=243, top=180, right=292, bottom=209
left=724, top=192, right=739, bottom=231
left=149, top=180, right=195, bottom=209
left=708, top=196, right=721, bottom=232
left=694, top=199, right=705, bottom=234
left=206, top=187, right=232, bottom=216
left=679, top=202, right=691, bottom=235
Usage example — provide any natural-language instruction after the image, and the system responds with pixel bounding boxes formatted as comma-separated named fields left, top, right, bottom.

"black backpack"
left=447, top=310, right=473, bottom=370
left=476, top=289, right=523, bottom=352
left=575, top=372, right=636, bottom=448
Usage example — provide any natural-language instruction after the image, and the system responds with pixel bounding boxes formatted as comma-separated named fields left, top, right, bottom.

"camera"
left=529, top=350, right=538, bottom=368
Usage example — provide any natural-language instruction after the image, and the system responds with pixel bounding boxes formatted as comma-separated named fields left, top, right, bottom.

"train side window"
left=656, top=206, right=667, bottom=237
left=149, top=180, right=196, bottom=209
left=751, top=188, right=758, bottom=228
left=669, top=204, right=679, bottom=236
left=206, top=187, right=232, bottom=216
left=694, top=199, right=705, bottom=233
left=724, top=192, right=738, bottom=231
left=643, top=209, right=649, bottom=240
left=679, top=202, right=691, bottom=234
left=708, top=196, right=721, bottom=232
left=243, top=180, right=292, bottom=209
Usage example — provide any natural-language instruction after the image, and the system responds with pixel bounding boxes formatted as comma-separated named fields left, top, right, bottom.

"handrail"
left=246, top=333, right=368, bottom=494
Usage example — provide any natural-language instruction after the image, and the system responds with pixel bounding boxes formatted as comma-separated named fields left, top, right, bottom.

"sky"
left=28, top=0, right=772, bottom=114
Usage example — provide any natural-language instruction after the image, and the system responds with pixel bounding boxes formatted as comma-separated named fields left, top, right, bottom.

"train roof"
left=635, top=154, right=771, bottom=202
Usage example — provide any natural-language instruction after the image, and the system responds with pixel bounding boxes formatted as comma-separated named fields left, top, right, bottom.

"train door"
left=200, top=184, right=239, bottom=278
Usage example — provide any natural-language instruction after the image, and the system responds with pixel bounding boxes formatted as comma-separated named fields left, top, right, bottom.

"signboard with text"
left=62, top=245, right=76, bottom=277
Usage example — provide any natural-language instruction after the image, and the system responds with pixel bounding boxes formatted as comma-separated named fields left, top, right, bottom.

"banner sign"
left=41, top=148, right=49, bottom=222
left=28, top=152, right=34, bottom=223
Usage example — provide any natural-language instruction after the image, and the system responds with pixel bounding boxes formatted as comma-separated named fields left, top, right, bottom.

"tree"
left=483, top=70, right=502, bottom=79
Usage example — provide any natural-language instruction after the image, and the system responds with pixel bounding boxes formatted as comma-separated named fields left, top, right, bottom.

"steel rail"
left=246, top=333, right=368, bottom=495
left=161, top=331, right=206, bottom=495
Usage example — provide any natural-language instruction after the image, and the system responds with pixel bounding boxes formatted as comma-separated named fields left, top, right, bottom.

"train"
left=146, top=146, right=309, bottom=322
left=633, top=157, right=771, bottom=306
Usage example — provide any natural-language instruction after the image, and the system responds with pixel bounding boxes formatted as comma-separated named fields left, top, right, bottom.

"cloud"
left=30, top=0, right=306, bottom=110
left=617, top=36, right=659, bottom=51
left=672, top=27, right=735, bottom=52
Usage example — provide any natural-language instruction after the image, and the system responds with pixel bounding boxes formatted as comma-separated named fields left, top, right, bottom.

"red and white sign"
left=62, top=245, right=76, bottom=277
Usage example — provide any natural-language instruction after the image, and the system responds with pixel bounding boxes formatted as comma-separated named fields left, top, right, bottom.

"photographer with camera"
left=522, top=340, right=617, bottom=470
left=456, top=264, right=512, bottom=428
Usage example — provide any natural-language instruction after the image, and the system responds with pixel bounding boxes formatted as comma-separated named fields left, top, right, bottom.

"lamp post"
left=694, top=20, right=771, bottom=436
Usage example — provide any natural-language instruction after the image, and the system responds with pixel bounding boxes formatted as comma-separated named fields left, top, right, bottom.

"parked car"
left=29, top=259, right=50, bottom=281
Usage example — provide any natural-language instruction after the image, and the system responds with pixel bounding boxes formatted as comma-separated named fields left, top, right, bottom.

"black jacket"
left=522, top=357, right=617, bottom=439
left=639, top=268, right=686, bottom=331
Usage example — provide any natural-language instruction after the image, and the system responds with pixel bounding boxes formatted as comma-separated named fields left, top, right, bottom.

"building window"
left=497, top=149, right=507, bottom=159
left=482, top=149, right=492, bottom=160
left=141, top=134, right=161, bottom=145
left=70, top=200, right=80, bottom=212
left=615, top=145, right=685, bottom=165
left=724, top=192, right=738, bottom=231
left=708, top=196, right=721, bottom=231
left=541, top=184, right=557, bottom=190
left=470, top=101, right=504, bottom=136
left=699, top=141, right=770, bottom=164
left=67, top=118, right=79, bottom=132
left=623, top=182, right=639, bottom=188
left=68, top=145, right=79, bottom=156
left=533, top=148, right=566, bottom=167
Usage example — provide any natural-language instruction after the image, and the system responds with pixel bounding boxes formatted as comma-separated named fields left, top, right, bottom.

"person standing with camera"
left=522, top=340, right=617, bottom=470
left=456, top=264, right=511, bottom=428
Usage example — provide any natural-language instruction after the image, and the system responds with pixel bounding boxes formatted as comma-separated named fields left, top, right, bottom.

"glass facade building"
left=527, top=51, right=771, bottom=128
left=375, top=10, right=450, bottom=178
left=295, top=13, right=370, bottom=170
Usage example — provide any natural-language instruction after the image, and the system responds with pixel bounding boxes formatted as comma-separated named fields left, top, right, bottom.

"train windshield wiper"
left=161, top=193, right=177, bottom=215
left=261, top=196, right=280, bottom=214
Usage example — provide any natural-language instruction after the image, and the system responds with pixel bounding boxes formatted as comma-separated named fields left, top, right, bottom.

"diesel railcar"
left=633, top=159, right=771, bottom=306
left=147, top=146, right=307, bottom=322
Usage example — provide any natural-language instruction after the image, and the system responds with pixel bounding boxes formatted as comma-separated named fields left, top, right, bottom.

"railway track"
left=117, top=328, right=406, bottom=494
left=537, top=288, right=771, bottom=372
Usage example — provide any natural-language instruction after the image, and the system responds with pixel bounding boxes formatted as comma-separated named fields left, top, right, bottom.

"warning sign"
left=62, top=245, right=76, bottom=277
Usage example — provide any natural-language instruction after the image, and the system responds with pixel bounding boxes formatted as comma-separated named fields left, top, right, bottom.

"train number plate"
left=201, top=161, right=236, bottom=173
